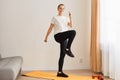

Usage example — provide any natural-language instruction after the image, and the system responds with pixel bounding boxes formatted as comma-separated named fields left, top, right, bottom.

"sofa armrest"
left=0, top=54, right=2, bottom=59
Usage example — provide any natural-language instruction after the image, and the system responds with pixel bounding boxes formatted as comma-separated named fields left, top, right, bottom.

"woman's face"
left=58, top=5, right=65, bottom=13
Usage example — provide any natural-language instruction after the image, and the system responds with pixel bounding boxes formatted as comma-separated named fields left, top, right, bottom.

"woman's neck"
left=58, top=13, right=63, bottom=16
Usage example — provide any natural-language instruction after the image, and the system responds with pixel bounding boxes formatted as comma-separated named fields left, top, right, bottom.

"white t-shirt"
left=51, top=15, right=71, bottom=35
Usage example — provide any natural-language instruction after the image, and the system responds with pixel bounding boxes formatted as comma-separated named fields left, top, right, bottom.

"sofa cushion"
left=0, top=56, right=23, bottom=80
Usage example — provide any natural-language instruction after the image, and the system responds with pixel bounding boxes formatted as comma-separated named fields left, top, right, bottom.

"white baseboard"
left=22, top=66, right=90, bottom=71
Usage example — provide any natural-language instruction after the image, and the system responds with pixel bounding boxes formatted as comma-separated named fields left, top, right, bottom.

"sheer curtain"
left=100, top=0, right=120, bottom=80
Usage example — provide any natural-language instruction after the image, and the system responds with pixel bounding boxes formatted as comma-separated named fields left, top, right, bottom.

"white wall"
left=0, top=0, right=91, bottom=71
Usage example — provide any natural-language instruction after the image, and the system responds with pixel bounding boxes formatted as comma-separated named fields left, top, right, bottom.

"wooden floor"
left=18, top=70, right=112, bottom=80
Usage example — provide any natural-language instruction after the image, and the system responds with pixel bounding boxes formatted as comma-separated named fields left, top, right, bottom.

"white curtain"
left=100, top=0, right=120, bottom=80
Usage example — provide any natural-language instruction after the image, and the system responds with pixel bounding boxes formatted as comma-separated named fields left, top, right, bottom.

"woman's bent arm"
left=68, top=12, right=73, bottom=27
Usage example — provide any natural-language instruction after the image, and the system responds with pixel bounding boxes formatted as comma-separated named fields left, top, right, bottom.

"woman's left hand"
left=69, top=11, right=72, bottom=17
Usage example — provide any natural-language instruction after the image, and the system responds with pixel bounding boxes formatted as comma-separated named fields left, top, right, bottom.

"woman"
left=44, top=4, right=76, bottom=77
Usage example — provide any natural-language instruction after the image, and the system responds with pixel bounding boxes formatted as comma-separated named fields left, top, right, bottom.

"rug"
left=22, top=71, right=98, bottom=80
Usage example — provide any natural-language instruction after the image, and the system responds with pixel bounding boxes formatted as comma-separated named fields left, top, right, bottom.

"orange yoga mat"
left=22, top=71, right=98, bottom=80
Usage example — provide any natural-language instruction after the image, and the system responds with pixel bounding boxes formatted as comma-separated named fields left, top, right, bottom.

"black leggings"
left=54, top=30, right=76, bottom=72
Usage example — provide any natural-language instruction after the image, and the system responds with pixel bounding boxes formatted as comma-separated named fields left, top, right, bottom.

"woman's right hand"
left=44, top=39, right=47, bottom=42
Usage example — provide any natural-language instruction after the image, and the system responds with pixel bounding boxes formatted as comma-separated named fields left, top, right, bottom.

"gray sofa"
left=0, top=54, right=23, bottom=80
